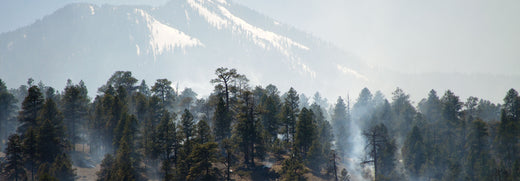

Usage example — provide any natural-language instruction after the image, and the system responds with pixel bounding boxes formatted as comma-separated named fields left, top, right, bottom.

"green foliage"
left=62, top=80, right=89, bottom=148
left=213, top=96, right=230, bottom=142
left=352, top=87, right=373, bottom=123
left=4, top=69, right=520, bottom=181
left=97, top=154, right=115, bottom=181
left=258, top=85, right=281, bottom=146
left=418, top=89, right=442, bottom=123
left=402, top=126, right=426, bottom=178
left=22, top=127, right=38, bottom=180
left=37, top=120, right=63, bottom=164
left=295, top=108, right=315, bottom=158
left=0, top=79, right=17, bottom=141
left=49, top=154, right=76, bottom=181
left=195, top=119, right=213, bottom=144
left=18, top=86, right=44, bottom=134
left=390, top=87, right=416, bottom=137
left=306, top=104, right=334, bottom=172
left=233, top=91, right=264, bottom=168
left=465, top=119, right=491, bottom=180
left=113, top=139, right=139, bottom=181
left=151, top=79, right=175, bottom=109
left=3, top=134, right=27, bottom=181
left=332, top=97, right=349, bottom=155
left=98, top=71, right=138, bottom=94
left=177, top=109, right=197, bottom=180
left=497, top=88, right=520, bottom=177
left=281, top=155, right=307, bottom=181
left=280, top=87, right=299, bottom=146
left=362, top=123, right=398, bottom=180
left=187, top=142, right=220, bottom=181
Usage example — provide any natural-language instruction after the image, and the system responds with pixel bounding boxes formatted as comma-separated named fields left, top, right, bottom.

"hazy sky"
left=234, top=0, right=520, bottom=76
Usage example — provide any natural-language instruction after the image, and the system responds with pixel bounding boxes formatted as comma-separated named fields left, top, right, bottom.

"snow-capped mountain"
left=0, top=0, right=517, bottom=102
left=0, top=0, right=369, bottom=97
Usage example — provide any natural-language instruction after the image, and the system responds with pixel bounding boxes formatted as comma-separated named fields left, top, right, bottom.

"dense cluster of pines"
left=0, top=68, right=518, bottom=181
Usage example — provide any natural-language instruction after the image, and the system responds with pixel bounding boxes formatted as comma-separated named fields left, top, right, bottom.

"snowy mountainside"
left=0, top=0, right=368, bottom=98
left=1, top=0, right=516, bottom=102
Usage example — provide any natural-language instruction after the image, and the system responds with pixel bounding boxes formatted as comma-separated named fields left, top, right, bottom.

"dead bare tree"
left=361, top=124, right=388, bottom=181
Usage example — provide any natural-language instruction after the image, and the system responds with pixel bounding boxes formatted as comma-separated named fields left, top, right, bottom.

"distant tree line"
left=0, top=68, right=517, bottom=181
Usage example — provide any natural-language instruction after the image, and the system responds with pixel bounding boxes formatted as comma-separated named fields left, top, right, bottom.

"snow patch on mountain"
left=187, top=0, right=308, bottom=55
left=218, top=5, right=309, bottom=56
left=185, top=0, right=314, bottom=77
left=135, top=9, right=203, bottom=59
left=295, top=60, right=316, bottom=79
left=215, top=0, right=228, bottom=5
left=337, top=64, right=368, bottom=81
left=89, top=5, right=95, bottom=15
left=187, top=0, right=228, bottom=29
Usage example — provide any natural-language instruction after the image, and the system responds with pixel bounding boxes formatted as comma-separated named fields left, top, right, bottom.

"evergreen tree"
left=137, top=80, right=151, bottom=97
left=312, top=92, right=328, bottom=113
left=178, top=109, right=196, bottom=180
left=23, top=127, right=38, bottom=181
left=97, top=154, right=115, bottom=181
left=213, top=96, right=230, bottom=142
left=38, top=98, right=65, bottom=139
left=281, top=155, right=307, bottom=181
left=295, top=108, right=315, bottom=158
left=476, top=99, right=501, bottom=122
left=465, top=119, right=491, bottom=180
left=331, top=97, right=349, bottom=154
left=402, top=126, right=426, bottom=179
left=2, top=134, right=27, bottom=181
left=194, top=119, right=213, bottom=145
left=307, top=103, right=334, bottom=172
left=0, top=79, right=17, bottom=142
left=18, top=86, right=44, bottom=134
left=151, top=79, right=175, bottom=109
left=440, top=90, right=463, bottom=158
left=233, top=90, right=263, bottom=168
left=187, top=142, right=220, bottom=181
left=497, top=89, right=520, bottom=175
left=259, top=86, right=281, bottom=145
left=37, top=120, right=63, bottom=164
left=210, top=67, right=243, bottom=110
left=98, top=71, right=138, bottom=94
left=222, top=138, right=236, bottom=181
left=49, top=153, right=75, bottom=181
left=362, top=123, right=398, bottom=180
left=113, top=138, right=139, bottom=181
left=418, top=89, right=442, bottom=123
left=352, top=87, right=373, bottom=126
left=181, top=109, right=195, bottom=154
left=62, top=80, right=89, bottom=149
left=390, top=88, right=416, bottom=137
left=153, top=110, right=178, bottom=180
left=299, top=93, right=310, bottom=110
left=280, top=87, right=299, bottom=146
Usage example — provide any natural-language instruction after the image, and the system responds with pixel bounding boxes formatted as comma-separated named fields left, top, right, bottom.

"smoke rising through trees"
left=0, top=68, right=517, bottom=181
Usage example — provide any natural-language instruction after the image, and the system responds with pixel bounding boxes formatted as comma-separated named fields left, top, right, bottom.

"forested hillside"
left=0, top=68, right=518, bottom=181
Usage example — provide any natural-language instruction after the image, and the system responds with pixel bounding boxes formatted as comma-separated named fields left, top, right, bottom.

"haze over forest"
left=0, top=0, right=519, bottom=181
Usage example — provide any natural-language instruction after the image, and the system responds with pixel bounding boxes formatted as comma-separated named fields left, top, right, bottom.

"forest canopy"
left=0, top=68, right=518, bottom=181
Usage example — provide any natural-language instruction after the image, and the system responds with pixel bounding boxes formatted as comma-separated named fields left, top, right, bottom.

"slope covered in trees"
left=0, top=68, right=517, bottom=181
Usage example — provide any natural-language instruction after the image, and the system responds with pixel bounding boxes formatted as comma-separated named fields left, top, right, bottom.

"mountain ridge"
left=0, top=0, right=518, bottom=103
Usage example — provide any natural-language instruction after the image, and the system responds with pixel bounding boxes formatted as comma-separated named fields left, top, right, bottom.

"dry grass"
left=74, top=164, right=100, bottom=181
